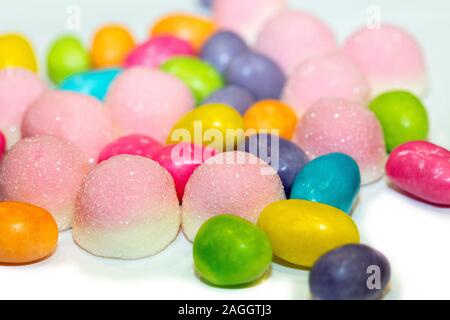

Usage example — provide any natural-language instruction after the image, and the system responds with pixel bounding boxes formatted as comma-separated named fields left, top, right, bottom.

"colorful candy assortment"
left=0, top=0, right=448, bottom=300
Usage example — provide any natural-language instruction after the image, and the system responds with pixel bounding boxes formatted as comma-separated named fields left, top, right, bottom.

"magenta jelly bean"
left=152, top=143, right=216, bottom=201
left=124, top=36, right=195, bottom=69
left=386, top=141, right=450, bottom=206
left=0, top=130, right=6, bottom=159
left=98, top=134, right=163, bottom=163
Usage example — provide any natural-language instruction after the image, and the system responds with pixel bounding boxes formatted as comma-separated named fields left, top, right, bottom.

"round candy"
left=91, top=24, right=135, bottom=68
left=105, top=67, right=194, bottom=143
left=59, top=68, right=122, bottom=101
left=386, top=141, right=450, bottom=206
left=238, top=134, right=309, bottom=195
left=0, top=130, right=5, bottom=159
left=22, top=90, right=116, bottom=163
left=47, top=35, right=90, bottom=85
left=193, top=214, right=272, bottom=286
left=98, top=134, right=163, bottom=163
left=0, top=136, right=90, bottom=231
left=310, top=244, right=391, bottom=300
left=152, top=143, right=216, bottom=201
left=160, top=57, right=224, bottom=104
left=202, top=85, right=255, bottom=115
left=344, top=24, right=427, bottom=97
left=182, top=151, right=285, bottom=241
left=369, top=91, right=429, bottom=153
left=167, top=103, right=244, bottom=152
left=257, top=200, right=360, bottom=268
left=124, top=36, right=195, bottom=69
left=283, top=53, right=371, bottom=117
left=294, top=98, right=387, bottom=185
left=73, top=155, right=181, bottom=259
left=150, top=14, right=216, bottom=52
left=0, top=68, right=45, bottom=148
left=256, top=10, right=337, bottom=74
left=0, top=33, right=38, bottom=72
left=213, top=0, right=287, bottom=43
left=200, top=31, right=248, bottom=73
left=290, top=153, right=361, bottom=214
left=226, top=51, right=286, bottom=100
left=0, top=202, right=58, bottom=264
left=243, top=100, right=297, bottom=140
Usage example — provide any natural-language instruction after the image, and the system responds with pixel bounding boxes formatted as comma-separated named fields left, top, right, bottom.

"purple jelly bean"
left=202, top=85, right=256, bottom=114
left=199, top=0, right=213, bottom=9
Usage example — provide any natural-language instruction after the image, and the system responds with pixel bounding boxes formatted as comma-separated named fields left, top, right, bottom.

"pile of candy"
left=0, top=0, right=449, bottom=300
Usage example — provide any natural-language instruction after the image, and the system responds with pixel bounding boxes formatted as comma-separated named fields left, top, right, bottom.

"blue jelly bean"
left=238, top=134, right=309, bottom=195
left=59, top=68, right=122, bottom=101
left=290, top=153, right=360, bottom=214
left=202, top=85, right=256, bottom=114
left=310, top=244, right=391, bottom=300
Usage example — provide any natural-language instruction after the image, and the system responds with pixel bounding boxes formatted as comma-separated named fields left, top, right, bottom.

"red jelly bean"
left=98, top=134, right=162, bottom=163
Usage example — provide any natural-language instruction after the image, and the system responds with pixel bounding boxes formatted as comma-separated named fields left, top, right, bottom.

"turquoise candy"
left=290, top=153, right=361, bottom=214
left=59, top=68, right=122, bottom=101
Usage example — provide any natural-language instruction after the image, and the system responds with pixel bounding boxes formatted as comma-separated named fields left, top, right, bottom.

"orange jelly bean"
left=91, top=24, right=135, bottom=68
left=243, top=100, right=298, bottom=140
left=150, top=14, right=216, bottom=52
left=0, top=202, right=58, bottom=264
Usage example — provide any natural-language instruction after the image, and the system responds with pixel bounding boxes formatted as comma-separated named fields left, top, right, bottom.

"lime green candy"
left=47, top=35, right=90, bottom=85
left=369, top=91, right=429, bottom=152
left=160, top=57, right=224, bottom=104
left=193, top=215, right=272, bottom=287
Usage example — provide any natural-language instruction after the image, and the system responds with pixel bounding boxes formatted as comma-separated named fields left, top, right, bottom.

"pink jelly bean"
left=98, top=134, right=162, bottom=163
left=124, top=36, right=195, bottom=69
left=0, top=131, right=6, bottom=159
left=152, top=143, right=216, bottom=201
left=386, top=141, right=450, bottom=206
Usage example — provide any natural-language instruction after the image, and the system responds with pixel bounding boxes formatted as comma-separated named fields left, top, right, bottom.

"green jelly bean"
left=369, top=90, right=429, bottom=152
left=47, top=35, right=90, bottom=85
left=193, top=214, right=272, bottom=287
left=160, top=56, right=224, bottom=104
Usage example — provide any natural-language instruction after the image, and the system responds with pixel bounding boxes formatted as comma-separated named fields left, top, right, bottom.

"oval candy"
left=0, top=33, right=38, bottom=72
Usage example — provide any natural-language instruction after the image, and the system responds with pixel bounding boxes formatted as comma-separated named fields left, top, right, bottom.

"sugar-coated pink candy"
left=0, top=68, right=45, bottom=148
left=283, top=53, right=371, bottom=117
left=344, top=24, right=427, bottom=97
left=182, top=151, right=286, bottom=241
left=0, top=136, right=90, bottom=231
left=386, top=141, right=450, bottom=206
left=98, top=134, right=162, bottom=163
left=213, top=0, right=287, bottom=43
left=256, top=10, right=337, bottom=74
left=153, top=143, right=216, bottom=201
left=124, top=36, right=195, bottom=69
left=21, top=90, right=116, bottom=163
left=105, top=67, right=194, bottom=144
left=73, top=155, right=181, bottom=259
left=0, top=130, right=5, bottom=159
left=294, top=98, right=386, bottom=185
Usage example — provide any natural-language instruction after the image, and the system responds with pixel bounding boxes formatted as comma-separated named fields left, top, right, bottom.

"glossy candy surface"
left=161, top=57, right=224, bottom=104
left=91, top=24, right=135, bottom=68
left=59, top=68, right=121, bottom=101
left=0, top=33, right=38, bottom=72
left=243, top=100, right=298, bottom=140
left=310, top=244, right=391, bottom=300
left=369, top=91, right=429, bottom=152
left=0, top=131, right=5, bottom=159
left=290, top=153, right=361, bottom=213
left=152, top=143, right=216, bottom=201
left=182, top=151, right=285, bottom=241
left=98, top=134, right=163, bottom=163
left=47, top=35, right=90, bottom=85
left=124, top=36, right=195, bottom=69
left=386, top=141, right=450, bottom=206
left=202, top=85, right=255, bottom=115
left=257, top=200, right=360, bottom=267
left=0, top=136, right=90, bottom=231
left=0, top=202, right=58, bottom=264
left=193, top=214, right=272, bottom=286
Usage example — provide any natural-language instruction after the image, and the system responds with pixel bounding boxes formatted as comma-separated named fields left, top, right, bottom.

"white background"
left=0, top=0, right=449, bottom=300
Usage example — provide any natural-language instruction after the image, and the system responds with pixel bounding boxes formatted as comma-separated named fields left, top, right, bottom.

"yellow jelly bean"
left=257, top=199, right=360, bottom=268
left=167, top=103, right=244, bottom=152
left=0, top=33, right=38, bottom=72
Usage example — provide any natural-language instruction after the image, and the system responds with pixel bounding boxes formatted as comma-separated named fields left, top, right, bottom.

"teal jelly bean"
left=60, top=68, right=122, bottom=101
left=290, top=153, right=361, bottom=214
